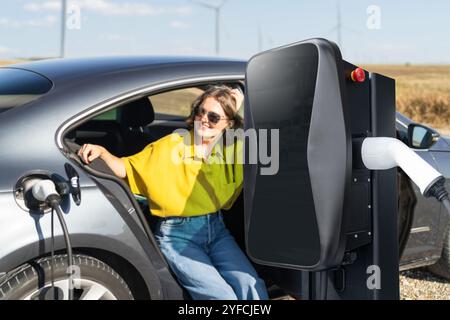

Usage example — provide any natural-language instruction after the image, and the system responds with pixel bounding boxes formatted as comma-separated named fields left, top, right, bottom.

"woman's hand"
left=77, top=143, right=127, bottom=178
left=231, top=88, right=244, bottom=111
left=77, top=143, right=105, bottom=164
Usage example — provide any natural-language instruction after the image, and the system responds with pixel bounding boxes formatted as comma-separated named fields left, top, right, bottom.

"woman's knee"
left=189, top=284, right=238, bottom=300
left=226, top=272, right=269, bottom=300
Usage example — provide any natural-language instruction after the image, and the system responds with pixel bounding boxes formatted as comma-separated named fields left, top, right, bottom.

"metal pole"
left=60, top=0, right=67, bottom=58
left=337, top=0, right=342, bottom=48
left=258, top=24, right=263, bottom=52
left=191, top=1, right=227, bottom=56
left=216, top=8, right=220, bottom=55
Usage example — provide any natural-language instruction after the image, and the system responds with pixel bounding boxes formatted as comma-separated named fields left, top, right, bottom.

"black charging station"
left=244, top=38, right=399, bottom=299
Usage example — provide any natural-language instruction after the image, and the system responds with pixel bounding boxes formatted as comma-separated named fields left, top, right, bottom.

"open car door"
left=244, top=38, right=399, bottom=300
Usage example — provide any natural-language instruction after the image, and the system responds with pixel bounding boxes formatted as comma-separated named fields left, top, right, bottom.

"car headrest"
left=121, top=97, right=155, bottom=128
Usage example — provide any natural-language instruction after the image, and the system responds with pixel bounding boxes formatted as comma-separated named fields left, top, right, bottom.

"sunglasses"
left=193, top=105, right=229, bottom=125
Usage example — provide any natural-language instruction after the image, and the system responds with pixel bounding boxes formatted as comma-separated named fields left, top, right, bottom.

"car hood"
left=432, top=135, right=450, bottom=151
left=441, top=136, right=450, bottom=147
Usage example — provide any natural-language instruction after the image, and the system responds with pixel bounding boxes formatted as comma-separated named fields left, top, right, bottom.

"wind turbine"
left=336, top=0, right=342, bottom=48
left=257, top=23, right=263, bottom=52
left=190, top=0, right=228, bottom=55
left=324, top=0, right=361, bottom=56
left=326, top=0, right=342, bottom=48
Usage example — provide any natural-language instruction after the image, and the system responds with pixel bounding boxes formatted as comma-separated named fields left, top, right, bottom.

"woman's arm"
left=77, top=144, right=126, bottom=178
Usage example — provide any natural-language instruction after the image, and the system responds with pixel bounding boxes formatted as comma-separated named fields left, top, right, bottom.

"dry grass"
left=0, top=60, right=23, bottom=66
left=364, top=65, right=450, bottom=136
left=151, top=87, right=203, bottom=117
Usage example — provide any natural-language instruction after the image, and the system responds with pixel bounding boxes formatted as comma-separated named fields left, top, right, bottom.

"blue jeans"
left=154, top=211, right=269, bottom=300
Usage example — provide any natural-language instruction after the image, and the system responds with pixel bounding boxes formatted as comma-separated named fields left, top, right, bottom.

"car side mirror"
left=407, top=123, right=439, bottom=149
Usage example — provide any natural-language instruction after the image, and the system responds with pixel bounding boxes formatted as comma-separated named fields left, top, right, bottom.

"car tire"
left=429, top=223, right=450, bottom=280
left=0, top=254, right=134, bottom=300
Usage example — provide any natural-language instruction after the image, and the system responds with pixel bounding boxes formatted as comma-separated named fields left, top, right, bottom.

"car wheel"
left=428, top=223, right=450, bottom=280
left=0, top=254, right=134, bottom=300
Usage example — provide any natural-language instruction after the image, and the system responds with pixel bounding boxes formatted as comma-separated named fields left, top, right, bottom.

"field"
left=363, top=65, right=450, bottom=136
left=0, top=60, right=23, bottom=66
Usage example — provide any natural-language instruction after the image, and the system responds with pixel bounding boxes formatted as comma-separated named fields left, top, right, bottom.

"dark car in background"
left=396, top=112, right=450, bottom=278
left=0, top=54, right=449, bottom=300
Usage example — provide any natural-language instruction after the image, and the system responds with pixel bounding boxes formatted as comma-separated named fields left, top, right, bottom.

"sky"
left=1, top=0, right=450, bottom=64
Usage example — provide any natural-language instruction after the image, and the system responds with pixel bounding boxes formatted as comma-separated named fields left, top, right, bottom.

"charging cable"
left=32, top=179, right=74, bottom=300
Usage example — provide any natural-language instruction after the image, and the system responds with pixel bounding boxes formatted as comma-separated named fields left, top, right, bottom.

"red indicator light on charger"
left=351, top=67, right=366, bottom=83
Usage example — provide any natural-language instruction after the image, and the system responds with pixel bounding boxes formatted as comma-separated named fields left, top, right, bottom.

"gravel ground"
left=400, top=268, right=450, bottom=300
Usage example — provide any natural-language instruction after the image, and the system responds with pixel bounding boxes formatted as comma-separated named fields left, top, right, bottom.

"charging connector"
left=426, top=177, right=450, bottom=215
left=361, top=137, right=450, bottom=217
left=361, top=137, right=443, bottom=195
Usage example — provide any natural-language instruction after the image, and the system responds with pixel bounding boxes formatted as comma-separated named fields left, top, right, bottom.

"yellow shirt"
left=121, top=129, right=243, bottom=217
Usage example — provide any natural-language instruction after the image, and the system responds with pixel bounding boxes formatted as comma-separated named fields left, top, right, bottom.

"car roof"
left=6, top=56, right=247, bottom=85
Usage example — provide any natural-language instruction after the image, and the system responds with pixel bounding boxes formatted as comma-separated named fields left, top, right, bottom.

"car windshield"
left=0, top=68, right=52, bottom=114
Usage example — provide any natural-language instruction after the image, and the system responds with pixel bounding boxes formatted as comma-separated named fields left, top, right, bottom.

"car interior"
left=62, top=81, right=296, bottom=300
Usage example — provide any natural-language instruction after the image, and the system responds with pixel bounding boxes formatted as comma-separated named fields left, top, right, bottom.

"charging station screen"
left=245, top=43, right=321, bottom=268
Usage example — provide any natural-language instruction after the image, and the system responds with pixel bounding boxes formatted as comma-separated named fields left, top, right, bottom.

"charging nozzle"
left=31, top=179, right=62, bottom=205
left=361, top=137, right=450, bottom=219
left=361, top=137, right=443, bottom=196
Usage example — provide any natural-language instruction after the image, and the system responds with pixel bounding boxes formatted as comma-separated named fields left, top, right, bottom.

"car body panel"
left=429, top=150, right=450, bottom=263
left=400, top=151, right=443, bottom=266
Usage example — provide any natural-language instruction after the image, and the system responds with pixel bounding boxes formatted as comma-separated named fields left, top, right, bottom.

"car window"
left=92, top=108, right=118, bottom=121
left=151, top=87, right=204, bottom=117
left=87, top=82, right=244, bottom=123
left=150, top=83, right=245, bottom=119
left=0, top=68, right=53, bottom=114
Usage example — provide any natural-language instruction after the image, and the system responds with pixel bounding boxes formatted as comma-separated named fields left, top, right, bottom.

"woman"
left=77, top=86, right=268, bottom=300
